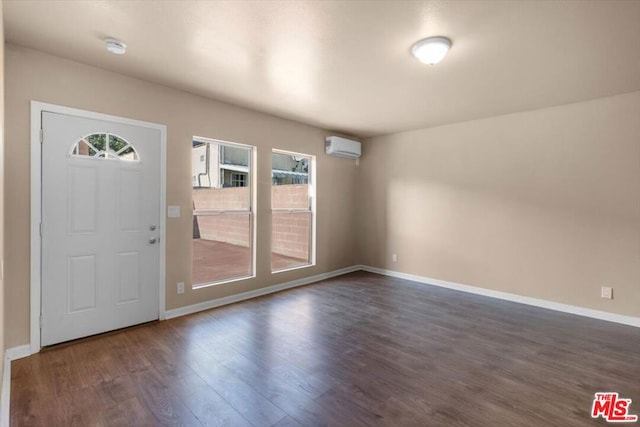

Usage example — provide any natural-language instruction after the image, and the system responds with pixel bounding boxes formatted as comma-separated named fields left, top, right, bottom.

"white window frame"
left=271, top=149, right=316, bottom=273
left=192, top=136, right=256, bottom=288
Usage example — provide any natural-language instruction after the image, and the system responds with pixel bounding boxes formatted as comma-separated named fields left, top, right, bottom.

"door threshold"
left=40, top=320, right=160, bottom=352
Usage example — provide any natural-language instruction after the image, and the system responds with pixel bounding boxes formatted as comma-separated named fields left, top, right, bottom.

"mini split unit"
left=325, top=136, right=361, bottom=159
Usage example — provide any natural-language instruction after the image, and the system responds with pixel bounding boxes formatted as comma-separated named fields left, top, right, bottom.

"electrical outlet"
left=601, top=286, right=613, bottom=299
left=392, top=253, right=398, bottom=262
left=177, top=282, right=185, bottom=294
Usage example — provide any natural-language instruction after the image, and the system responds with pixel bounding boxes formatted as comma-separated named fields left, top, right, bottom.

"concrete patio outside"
left=192, top=239, right=308, bottom=285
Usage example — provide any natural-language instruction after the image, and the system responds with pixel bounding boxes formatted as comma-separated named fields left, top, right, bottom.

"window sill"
left=271, top=263, right=315, bottom=275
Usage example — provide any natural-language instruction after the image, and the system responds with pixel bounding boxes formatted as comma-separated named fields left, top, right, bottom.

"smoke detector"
left=105, top=38, right=127, bottom=55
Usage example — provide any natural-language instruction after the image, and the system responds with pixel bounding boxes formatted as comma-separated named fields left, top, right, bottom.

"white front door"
left=41, top=111, right=161, bottom=346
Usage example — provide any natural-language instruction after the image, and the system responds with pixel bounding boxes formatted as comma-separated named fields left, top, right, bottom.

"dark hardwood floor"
left=11, top=272, right=640, bottom=426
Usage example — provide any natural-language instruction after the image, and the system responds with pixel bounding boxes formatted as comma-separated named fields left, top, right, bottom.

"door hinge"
left=40, top=128, right=44, bottom=144
left=40, top=314, right=43, bottom=328
left=40, top=222, right=43, bottom=237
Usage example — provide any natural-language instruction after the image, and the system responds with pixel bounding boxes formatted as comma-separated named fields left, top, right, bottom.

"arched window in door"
left=70, top=133, right=139, bottom=161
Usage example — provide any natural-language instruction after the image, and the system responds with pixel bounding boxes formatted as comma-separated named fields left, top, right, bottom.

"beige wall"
left=358, top=91, right=640, bottom=317
left=3, top=43, right=638, bottom=350
left=0, top=4, right=6, bottom=381
left=4, top=44, right=358, bottom=348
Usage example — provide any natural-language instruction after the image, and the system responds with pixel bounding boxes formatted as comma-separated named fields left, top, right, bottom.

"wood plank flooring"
left=10, top=271, right=640, bottom=426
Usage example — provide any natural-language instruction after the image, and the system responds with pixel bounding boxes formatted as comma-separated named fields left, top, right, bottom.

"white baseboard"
left=0, top=264, right=635, bottom=426
left=1, top=357, right=9, bottom=427
left=361, top=265, right=640, bottom=328
left=165, top=265, right=361, bottom=319
left=0, top=344, right=47, bottom=425
left=166, top=264, right=640, bottom=327
left=5, top=346, right=30, bottom=362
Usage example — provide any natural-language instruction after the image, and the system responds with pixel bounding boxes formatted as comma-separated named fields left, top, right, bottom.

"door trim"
left=30, top=101, right=167, bottom=354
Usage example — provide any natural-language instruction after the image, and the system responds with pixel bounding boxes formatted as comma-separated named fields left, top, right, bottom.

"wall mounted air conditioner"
left=325, top=136, right=361, bottom=159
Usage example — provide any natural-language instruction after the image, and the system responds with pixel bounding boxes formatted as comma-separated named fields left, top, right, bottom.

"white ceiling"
left=3, top=0, right=640, bottom=137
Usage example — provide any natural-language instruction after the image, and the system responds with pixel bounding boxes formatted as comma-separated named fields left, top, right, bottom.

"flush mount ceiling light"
left=411, top=36, right=452, bottom=65
left=105, top=38, right=127, bottom=55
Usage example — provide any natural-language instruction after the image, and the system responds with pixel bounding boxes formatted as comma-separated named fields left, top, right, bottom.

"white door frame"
left=30, top=101, right=167, bottom=354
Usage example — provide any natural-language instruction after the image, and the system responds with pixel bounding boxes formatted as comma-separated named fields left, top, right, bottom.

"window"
left=70, top=133, right=139, bottom=161
left=231, top=173, right=247, bottom=187
left=192, top=138, right=254, bottom=287
left=271, top=150, right=315, bottom=272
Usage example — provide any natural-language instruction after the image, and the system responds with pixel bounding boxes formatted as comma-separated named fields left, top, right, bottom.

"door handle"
left=149, top=238, right=157, bottom=244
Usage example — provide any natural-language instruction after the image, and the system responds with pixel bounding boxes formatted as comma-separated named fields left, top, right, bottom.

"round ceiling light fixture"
left=411, top=36, right=452, bottom=65
left=105, top=38, right=127, bottom=55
